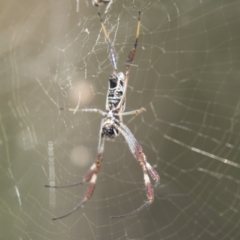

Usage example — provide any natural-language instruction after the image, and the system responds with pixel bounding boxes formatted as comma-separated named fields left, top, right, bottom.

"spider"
left=45, top=11, right=160, bottom=219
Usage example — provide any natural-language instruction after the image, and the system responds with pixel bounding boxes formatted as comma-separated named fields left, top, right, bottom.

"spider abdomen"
left=107, top=72, right=125, bottom=110
left=108, top=91, right=122, bottom=109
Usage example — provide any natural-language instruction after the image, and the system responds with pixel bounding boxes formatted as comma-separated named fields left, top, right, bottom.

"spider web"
left=1, top=0, right=240, bottom=239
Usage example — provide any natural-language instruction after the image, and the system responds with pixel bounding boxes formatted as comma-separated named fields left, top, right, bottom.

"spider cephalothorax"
left=102, top=117, right=119, bottom=138
left=46, top=11, right=160, bottom=220
left=103, top=124, right=117, bottom=137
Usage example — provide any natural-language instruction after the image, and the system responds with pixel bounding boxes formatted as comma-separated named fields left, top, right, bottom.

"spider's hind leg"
left=98, top=11, right=118, bottom=73
left=125, top=11, right=141, bottom=73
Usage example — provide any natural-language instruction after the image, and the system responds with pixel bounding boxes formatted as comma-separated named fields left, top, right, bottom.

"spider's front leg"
left=117, top=121, right=160, bottom=184
left=45, top=123, right=105, bottom=220
left=110, top=121, right=160, bottom=218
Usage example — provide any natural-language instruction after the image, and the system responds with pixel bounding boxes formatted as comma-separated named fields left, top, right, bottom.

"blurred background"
left=1, top=0, right=240, bottom=239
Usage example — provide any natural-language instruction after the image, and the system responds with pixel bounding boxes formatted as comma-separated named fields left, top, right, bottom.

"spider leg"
left=116, top=120, right=160, bottom=184
left=60, top=107, right=106, bottom=116
left=48, top=122, right=105, bottom=220
left=126, top=11, right=141, bottom=74
left=117, top=11, right=141, bottom=110
left=45, top=181, right=84, bottom=188
left=51, top=164, right=99, bottom=220
left=110, top=121, right=159, bottom=218
left=51, top=166, right=99, bottom=220
left=111, top=201, right=151, bottom=219
left=59, top=107, right=106, bottom=116
left=45, top=158, right=101, bottom=189
left=98, top=12, right=118, bottom=73
left=115, top=107, right=146, bottom=117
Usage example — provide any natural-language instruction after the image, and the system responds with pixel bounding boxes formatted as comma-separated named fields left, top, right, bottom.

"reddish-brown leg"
left=45, top=126, right=105, bottom=220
